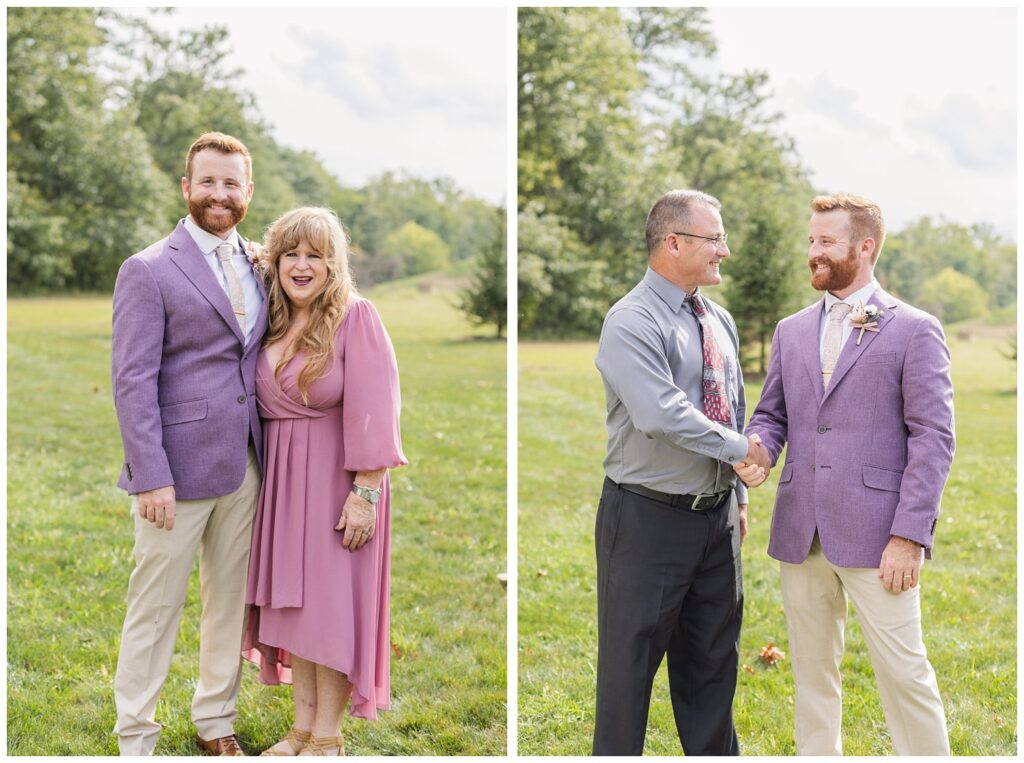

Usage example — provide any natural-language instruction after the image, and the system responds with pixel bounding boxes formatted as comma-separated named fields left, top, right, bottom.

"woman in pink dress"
left=243, top=207, right=406, bottom=756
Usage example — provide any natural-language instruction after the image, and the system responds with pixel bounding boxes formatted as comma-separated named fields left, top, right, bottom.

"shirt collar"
left=184, top=215, right=241, bottom=256
left=824, top=277, right=879, bottom=314
left=643, top=267, right=701, bottom=314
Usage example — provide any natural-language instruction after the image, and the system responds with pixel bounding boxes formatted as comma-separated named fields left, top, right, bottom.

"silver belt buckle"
left=691, top=492, right=723, bottom=511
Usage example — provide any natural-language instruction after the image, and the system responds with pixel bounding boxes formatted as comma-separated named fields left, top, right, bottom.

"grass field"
left=518, top=325, right=1016, bottom=755
left=7, top=282, right=507, bottom=755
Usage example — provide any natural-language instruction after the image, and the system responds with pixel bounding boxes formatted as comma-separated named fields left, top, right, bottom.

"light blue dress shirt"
left=818, top=278, right=880, bottom=362
left=184, top=215, right=263, bottom=346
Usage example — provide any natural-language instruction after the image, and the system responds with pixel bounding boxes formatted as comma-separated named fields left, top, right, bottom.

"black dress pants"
left=593, top=478, right=743, bottom=756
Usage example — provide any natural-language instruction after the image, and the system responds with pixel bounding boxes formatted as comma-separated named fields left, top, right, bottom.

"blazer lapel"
left=168, top=221, right=246, bottom=343
left=822, top=288, right=898, bottom=403
left=799, top=298, right=827, bottom=407
left=240, top=235, right=270, bottom=351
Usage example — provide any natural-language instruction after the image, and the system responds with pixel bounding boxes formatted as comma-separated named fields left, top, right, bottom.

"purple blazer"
left=747, top=288, right=955, bottom=568
left=112, top=220, right=269, bottom=500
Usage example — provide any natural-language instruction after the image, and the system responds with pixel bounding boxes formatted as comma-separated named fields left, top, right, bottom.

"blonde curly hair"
left=261, top=207, right=357, bottom=403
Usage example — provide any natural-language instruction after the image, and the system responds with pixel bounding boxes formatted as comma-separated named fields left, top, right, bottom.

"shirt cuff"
left=717, top=429, right=750, bottom=465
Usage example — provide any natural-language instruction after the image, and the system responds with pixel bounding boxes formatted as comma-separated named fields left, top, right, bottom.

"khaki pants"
left=113, top=448, right=260, bottom=756
left=779, top=534, right=949, bottom=756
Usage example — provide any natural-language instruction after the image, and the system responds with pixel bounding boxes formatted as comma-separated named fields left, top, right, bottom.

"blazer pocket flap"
left=161, top=398, right=208, bottom=427
left=859, top=351, right=897, bottom=365
left=863, top=464, right=903, bottom=492
left=778, top=462, right=795, bottom=484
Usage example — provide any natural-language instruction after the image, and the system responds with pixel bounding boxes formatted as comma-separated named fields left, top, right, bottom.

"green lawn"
left=7, top=283, right=507, bottom=755
left=518, top=327, right=1016, bottom=755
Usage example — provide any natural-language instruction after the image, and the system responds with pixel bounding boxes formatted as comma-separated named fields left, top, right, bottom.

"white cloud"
left=790, top=73, right=890, bottom=138
left=907, top=94, right=1015, bottom=174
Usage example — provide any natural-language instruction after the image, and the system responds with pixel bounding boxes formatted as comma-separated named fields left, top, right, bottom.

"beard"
left=188, top=194, right=248, bottom=235
left=809, top=246, right=859, bottom=292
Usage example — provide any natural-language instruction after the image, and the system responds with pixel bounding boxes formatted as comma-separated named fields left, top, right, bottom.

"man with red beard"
left=111, top=132, right=268, bottom=755
left=739, top=194, right=954, bottom=754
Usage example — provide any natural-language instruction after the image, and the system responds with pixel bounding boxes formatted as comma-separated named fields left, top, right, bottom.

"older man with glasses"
left=593, top=189, right=769, bottom=755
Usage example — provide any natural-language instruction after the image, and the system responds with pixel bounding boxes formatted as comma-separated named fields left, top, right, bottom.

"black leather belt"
left=614, top=479, right=731, bottom=512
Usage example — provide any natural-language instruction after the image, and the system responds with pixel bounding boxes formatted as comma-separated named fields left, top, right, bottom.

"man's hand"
left=735, top=460, right=768, bottom=487
left=137, top=485, right=176, bottom=531
left=745, top=433, right=771, bottom=470
left=336, top=492, right=376, bottom=551
left=738, top=503, right=748, bottom=545
left=878, top=535, right=924, bottom=594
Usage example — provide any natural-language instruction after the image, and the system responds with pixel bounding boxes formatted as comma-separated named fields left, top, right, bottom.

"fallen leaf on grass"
left=536, top=568, right=548, bottom=578
left=759, top=643, right=786, bottom=666
left=994, top=715, right=1004, bottom=728
left=742, top=664, right=755, bottom=674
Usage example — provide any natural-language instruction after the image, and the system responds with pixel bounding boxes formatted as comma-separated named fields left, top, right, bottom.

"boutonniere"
left=243, top=240, right=269, bottom=276
left=848, top=302, right=884, bottom=345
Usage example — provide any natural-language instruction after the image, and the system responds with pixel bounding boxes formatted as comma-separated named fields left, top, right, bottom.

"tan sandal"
left=298, top=734, right=345, bottom=756
left=260, top=727, right=312, bottom=756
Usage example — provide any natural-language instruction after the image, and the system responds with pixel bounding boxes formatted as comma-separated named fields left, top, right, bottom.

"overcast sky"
left=132, top=7, right=507, bottom=204
left=706, top=7, right=1017, bottom=239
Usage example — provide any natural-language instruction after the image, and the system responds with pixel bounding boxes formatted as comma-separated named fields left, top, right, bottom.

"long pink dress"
left=243, top=297, right=407, bottom=720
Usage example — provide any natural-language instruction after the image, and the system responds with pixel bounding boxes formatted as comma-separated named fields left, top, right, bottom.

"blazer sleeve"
left=888, top=315, right=955, bottom=548
left=341, top=299, right=409, bottom=472
left=746, top=323, right=789, bottom=467
left=111, top=256, right=174, bottom=493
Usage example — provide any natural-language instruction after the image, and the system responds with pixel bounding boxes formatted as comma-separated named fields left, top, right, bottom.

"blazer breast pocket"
left=858, top=351, right=897, bottom=366
left=160, top=398, right=208, bottom=427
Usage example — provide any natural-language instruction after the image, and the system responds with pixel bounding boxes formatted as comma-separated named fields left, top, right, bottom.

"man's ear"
left=180, top=176, right=191, bottom=200
left=859, top=236, right=877, bottom=261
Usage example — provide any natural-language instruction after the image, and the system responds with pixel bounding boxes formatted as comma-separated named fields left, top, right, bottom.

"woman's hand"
left=336, top=491, right=376, bottom=551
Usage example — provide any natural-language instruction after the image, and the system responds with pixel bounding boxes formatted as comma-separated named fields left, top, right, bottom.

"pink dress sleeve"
left=341, top=298, right=409, bottom=472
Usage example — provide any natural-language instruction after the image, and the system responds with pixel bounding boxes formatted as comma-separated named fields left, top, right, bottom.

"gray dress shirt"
left=596, top=267, right=750, bottom=503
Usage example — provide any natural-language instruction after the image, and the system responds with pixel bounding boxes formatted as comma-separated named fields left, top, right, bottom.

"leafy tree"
left=722, top=183, right=803, bottom=373
left=916, top=267, right=990, bottom=324
left=7, top=7, right=501, bottom=294
left=382, top=221, right=450, bottom=277
left=517, top=203, right=609, bottom=336
left=877, top=217, right=1016, bottom=312
left=458, top=208, right=507, bottom=338
left=7, top=7, right=173, bottom=291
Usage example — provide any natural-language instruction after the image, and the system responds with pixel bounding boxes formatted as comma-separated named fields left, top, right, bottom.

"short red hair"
left=184, top=131, right=252, bottom=181
left=811, top=193, right=885, bottom=263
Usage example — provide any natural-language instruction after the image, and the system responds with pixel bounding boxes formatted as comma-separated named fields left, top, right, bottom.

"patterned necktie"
left=690, top=293, right=732, bottom=424
left=215, top=242, right=246, bottom=334
left=821, top=302, right=852, bottom=389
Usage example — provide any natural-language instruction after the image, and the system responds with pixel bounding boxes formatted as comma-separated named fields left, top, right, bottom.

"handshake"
left=736, top=433, right=771, bottom=487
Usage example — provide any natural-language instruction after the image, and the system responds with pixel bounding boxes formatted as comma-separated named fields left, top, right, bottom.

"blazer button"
left=817, top=425, right=827, bottom=433
left=237, top=395, right=246, bottom=404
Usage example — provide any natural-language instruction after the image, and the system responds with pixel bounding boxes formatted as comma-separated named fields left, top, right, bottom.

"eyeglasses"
left=672, top=231, right=729, bottom=249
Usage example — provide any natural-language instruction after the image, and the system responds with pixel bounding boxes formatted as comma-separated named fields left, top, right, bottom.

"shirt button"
left=817, top=425, right=827, bottom=433
left=237, top=395, right=246, bottom=404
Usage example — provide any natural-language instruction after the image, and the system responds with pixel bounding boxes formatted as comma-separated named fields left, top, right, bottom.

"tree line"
left=7, top=7, right=503, bottom=298
left=517, top=8, right=1015, bottom=366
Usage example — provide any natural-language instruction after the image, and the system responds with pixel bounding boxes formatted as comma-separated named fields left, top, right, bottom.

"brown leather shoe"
left=197, top=733, right=246, bottom=756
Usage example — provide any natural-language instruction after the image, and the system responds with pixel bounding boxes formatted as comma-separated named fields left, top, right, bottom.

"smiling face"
left=808, top=209, right=873, bottom=296
left=665, top=203, right=730, bottom=292
left=277, top=238, right=329, bottom=311
left=181, top=149, right=253, bottom=236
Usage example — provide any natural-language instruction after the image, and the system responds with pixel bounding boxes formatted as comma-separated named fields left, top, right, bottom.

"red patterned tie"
left=690, top=293, right=732, bottom=424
